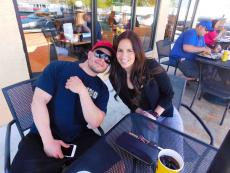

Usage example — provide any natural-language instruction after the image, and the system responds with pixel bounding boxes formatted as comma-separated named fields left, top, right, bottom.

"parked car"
left=21, top=13, right=54, bottom=29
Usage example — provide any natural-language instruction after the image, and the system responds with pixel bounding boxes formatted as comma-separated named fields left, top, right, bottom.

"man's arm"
left=31, top=87, right=69, bottom=159
left=183, top=44, right=211, bottom=54
left=82, top=22, right=91, bottom=33
left=65, top=76, right=105, bottom=128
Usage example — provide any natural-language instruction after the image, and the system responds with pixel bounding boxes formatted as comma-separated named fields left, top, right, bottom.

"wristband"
left=151, top=111, right=159, bottom=118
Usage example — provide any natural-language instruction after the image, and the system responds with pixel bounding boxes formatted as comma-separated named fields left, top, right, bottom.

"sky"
left=196, top=0, right=230, bottom=19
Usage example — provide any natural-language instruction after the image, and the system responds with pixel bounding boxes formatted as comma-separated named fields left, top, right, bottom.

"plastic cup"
left=221, top=50, right=229, bottom=62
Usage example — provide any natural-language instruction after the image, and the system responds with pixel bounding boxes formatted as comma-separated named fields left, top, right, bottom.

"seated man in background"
left=83, top=12, right=102, bottom=41
left=170, top=20, right=212, bottom=79
left=10, top=41, right=115, bottom=173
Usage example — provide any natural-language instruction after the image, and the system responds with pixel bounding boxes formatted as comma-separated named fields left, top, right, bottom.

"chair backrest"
left=42, top=28, right=58, bottom=43
left=198, top=61, right=230, bottom=97
left=156, top=39, right=172, bottom=60
left=2, top=78, right=105, bottom=137
left=2, top=79, right=36, bottom=138
left=168, top=74, right=187, bottom=110
left=42, top=28, right=58, bottom=61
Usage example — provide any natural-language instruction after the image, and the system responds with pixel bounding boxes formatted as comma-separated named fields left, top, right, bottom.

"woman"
left=204, top=19, right=225, bottom=52
left=108, top=11, right=118, bottom=26
left=109, top=31, right=183, bottom=151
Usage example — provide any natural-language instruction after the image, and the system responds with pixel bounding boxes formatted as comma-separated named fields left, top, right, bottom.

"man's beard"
left=88, top=63, right=107, bottom=74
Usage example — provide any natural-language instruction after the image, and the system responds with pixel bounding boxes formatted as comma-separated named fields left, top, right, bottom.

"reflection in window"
left=98, top=0, right=156, bottom=51
left=16, top=0, right=89, bottom=76
left=164, top=0, right=199, bottom=41
left=97, top=0, right=131, bottom=44
left=134, top=0, right=156, bottom=51
left=164, top=0, right=181, bottom=41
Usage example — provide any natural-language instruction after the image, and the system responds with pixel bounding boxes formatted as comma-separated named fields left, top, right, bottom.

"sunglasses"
left=94, top=50, right=111, bottom=64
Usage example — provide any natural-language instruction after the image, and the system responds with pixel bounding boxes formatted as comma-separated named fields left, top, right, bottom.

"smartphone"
left=61, top=144, right=77, bottom=158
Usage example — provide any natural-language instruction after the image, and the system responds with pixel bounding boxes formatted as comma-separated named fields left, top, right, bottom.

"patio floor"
left=0, top=65, right=229, bottom=172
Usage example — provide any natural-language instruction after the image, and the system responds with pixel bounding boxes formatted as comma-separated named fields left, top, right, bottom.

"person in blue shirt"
left=83, top=12, right=102, bottom=41
left=170, top=21, right=212, bottom=78
left=11, top=41, right=115, bottom=173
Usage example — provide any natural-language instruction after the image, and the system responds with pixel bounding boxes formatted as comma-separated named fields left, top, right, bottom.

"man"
left=11, top=41, right=115, bottom=173
left=170, top=20, right=212, bottom=79
left=83, top=12, right=102, bottom=41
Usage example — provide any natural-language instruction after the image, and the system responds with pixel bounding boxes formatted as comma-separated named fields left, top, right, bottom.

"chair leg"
left=173, top=67, right=177, bottom=75
left=190, top=84, right=200, bottom=108
left=198, top=88, right=203, bottom=100
left=166, top=65, right=170, bottom=71
left=220, top=101, right=230, bottom=125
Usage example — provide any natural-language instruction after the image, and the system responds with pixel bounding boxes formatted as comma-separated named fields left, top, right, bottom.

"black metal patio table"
left=195, top=55, right=230, bottom=106
left=196, top=54, right=230, bottom=70
left=216, top=37, right=230, bottom=50
left=63, top=113, right=217, bottom=173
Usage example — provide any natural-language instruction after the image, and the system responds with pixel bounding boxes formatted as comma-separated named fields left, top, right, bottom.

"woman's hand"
left=135, top=108, right=156, bottom=120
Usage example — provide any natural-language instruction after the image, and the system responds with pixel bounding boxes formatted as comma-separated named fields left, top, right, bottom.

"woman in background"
left=204, top=19, right=226, bottom=52
left=108, top=11, right=118, bottom=26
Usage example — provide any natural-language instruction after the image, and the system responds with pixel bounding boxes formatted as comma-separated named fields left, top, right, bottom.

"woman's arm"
left=153, top=71, right=174, bottom=116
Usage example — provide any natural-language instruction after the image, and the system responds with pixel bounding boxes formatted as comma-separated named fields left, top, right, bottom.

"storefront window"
left=14, top=0, right=160, bottom=77
left=135, top=0, right=156, bottom=51
left=97, top=0, right=132, bottom=44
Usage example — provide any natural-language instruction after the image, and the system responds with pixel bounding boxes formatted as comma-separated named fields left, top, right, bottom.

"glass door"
left=164, top=0, right=199, bottom=41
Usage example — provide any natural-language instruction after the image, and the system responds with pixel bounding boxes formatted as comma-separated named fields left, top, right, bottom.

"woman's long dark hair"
left=109, top=31, right=163, bottom=103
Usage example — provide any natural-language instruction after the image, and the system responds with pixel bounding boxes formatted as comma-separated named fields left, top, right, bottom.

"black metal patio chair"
left=207, top=129, right=230, bottom=173
left=3, top=78, right=104, bottom=173
left=190, top=60, right=230, bottom=125
left=169, top=74, right=215, bottom=173
left=156, top=40, right=178, bottom=75
left=168, top=74, right=213, bottom=145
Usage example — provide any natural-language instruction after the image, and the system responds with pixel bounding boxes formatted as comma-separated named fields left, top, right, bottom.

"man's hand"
left=43, top=139, right=69, bottom=159
left=202, top=47, right=211, bottom=55
left=65, top=76, right=87, bottom=94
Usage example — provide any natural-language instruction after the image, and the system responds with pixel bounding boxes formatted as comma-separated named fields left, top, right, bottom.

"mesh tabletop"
left=64, top=113, right=217, bottom=173
left=196, top=55, right=230, bottom=70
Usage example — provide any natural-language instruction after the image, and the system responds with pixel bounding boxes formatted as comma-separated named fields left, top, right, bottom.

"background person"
left=125, top=17, right=140, bottom=30
left=170, top=20, right=212, bottom=79
left=108, top=11, right=118, bottom=26
left=74, top=11, right=90, bottom=33
left=204, top=19, right=223, bottom=52
left=83, top=12, right=102, bottom=41
left=10, top=41, right=115, bottom=173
